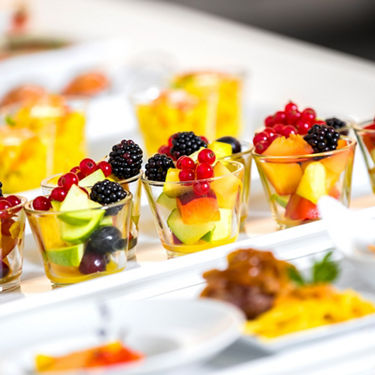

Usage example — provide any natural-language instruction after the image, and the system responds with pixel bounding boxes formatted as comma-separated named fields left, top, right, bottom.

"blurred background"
left=159, top=0, right=375, bottom=61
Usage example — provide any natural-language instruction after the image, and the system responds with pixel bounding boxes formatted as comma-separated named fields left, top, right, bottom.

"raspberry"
left=145, top=154, right=174, bottom=182
left=108, top=140, right=143, bottom=180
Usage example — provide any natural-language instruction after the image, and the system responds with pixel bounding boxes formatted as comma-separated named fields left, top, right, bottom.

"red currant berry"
left=181, top=157, right=196, bottom=170
left=193, top=181, right=210, bottom=196
left=0, top=200, right=11, bottom=211
left=302, top=107, right=316, bottom=118
left=79, top=187, right=89, bottom=195
left=281, top=125, right=297, bottom=138
left=158, top=145, right=171, bottom=156
left=285, top=101, right=298, bottom=112
left=58, top=172, right=79, bottom=189
left=97, top=161, right=112, bottom=177
left=79, top=158, right=97, bottom=177
left=198, top=149, right=216, bottom=164
left=274, top=111, right=287, bottom=124
left=253, top=132, right=268, bottom=145
left=255, top=140, right=270, bottom=154
left=179, top=169, right=194, bottom=182
left=200, top=136, right=209, bottom=144
left=50, top=187, right=68, bottom=202
left=296, top=120, right=311, bottom=135
left=264, top=115, right=275, bottom=127
left=70, top=166, right=80, bottom=174
left=263, top=128, right=279, bottom=142
left=196, top=163, right=214, bottom=180
left=314, top=120, right=326, bottom=125
left=301, top=110, right=315, bottom=124
left=77, top=171, right=85, bottom=180
left=6, top=195, right=21, bottom=207
left=33, top=196, right=52, bottom=211
left=286, top=110, right=301, bottom=125
left=273, top=124, right=285, bottom=135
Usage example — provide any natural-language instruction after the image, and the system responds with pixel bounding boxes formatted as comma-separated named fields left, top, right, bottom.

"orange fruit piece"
left=263, top=134, right=313, bottom=156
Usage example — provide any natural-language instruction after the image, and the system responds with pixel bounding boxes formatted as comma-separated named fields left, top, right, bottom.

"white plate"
left=0, top=299, right=244, bottom=375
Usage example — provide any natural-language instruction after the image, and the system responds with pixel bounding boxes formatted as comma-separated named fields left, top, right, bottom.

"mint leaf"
left=288, top=266, right=305, bottom=286
left=312, top=251, right=340, bottom=284
left=5, top=115, right=16, bottom=126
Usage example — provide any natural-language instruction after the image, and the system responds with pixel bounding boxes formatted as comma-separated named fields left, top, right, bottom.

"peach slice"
left=263, top=134, right=313, bottom=156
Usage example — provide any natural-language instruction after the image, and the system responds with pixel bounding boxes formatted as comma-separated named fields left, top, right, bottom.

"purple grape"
left=79, top=252, right=108, bottom=275
left=216, top=136, right=242, bottom=153
left=0, top=261, right=10, bottom=278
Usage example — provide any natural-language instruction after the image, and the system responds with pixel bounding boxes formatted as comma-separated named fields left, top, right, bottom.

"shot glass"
left=0, top=195, right=26, bottom=291
left=142, top=160, right=244, bottom=256
left=41, top=172, right=141, bottom=260
left=25, top=195, right=132, bottom=285
left=171, top=69, right=244, bottom=139
left=222, top=141, right=252, bottom=227
left=353, top=120, right=375, bottom=193
left=253, top=138, right=356, bottom=229
left=133, top=88, right=217, bottom=156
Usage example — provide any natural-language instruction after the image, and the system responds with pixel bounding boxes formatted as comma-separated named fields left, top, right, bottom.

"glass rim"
left=221, top=141, right=253, bottom=159
left=172, top=67, right=247, bottom=81
left=0, top=195, right=27, bottom=214
left=25, top=192, right=133, bottom=215
left=141, top=160, right=244, bottom=187
left=41, top=171, right=142, bottom=190
left=353, top=119, right=375, bottom=133
left=252, top=137, right=356, bottom=161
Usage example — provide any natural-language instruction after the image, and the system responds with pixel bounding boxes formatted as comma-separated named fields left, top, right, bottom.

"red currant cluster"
left=33, top=158, right=113, bottom=211
left=176, top=149, right=216, bottom=196
left=253, top=101, right=324, bottom=154
left=0, top=195, right=22, bottom=215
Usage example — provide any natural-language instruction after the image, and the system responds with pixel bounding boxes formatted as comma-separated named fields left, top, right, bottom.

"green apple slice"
left=46, top=244, right=84, bottom=267
left=78, top=169, right=105, bottom=187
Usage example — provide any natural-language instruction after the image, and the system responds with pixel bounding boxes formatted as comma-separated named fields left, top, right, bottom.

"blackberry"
left=170, top=131, right=207, bottom=160
left=304, top=124, right=339, bottom=153
left=108, top=140, right=143, bottom=180
left=0, top=182, right=2, bottom=197
left=90, top=179, right=127, bottom=205
left=145, top=153, right=174, bottom=181
left=325, top=117, right=348, bottom=135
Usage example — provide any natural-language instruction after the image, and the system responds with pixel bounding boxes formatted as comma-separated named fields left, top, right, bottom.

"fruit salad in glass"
left=0, top=182, right=26, bottom=291
left=134, top=88, right=216, bottom=155
left=172, top=70, right=243, bottom=138
left=353, top=117, right=375, bottom=193
left=3, top=93, right=86, bottom=176
left=142, top=132, right=244, bottom=256
left=41, top=139, right=143, bottom=259
left=253, top=102, right=356, bottom=228
left=158, top=133, right=252, bottom=227
left=26, top=180, right=132, bottom=285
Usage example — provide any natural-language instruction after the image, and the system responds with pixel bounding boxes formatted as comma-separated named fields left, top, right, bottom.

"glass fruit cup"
left=41, top=173, right=141, bottom=260
left=253, top=138, right=356, bottom=229
left=142, top=160, right=244, bottom=256
left=133, top=88, right=217, bottom=156
left=222, top=141, right=252, bottom=227
left=2, top=94, right=87, bottom=175
left=0, top=196, right=26, bottom=291
left=25, top=195, right=132, bottom=285
left=171, top=70, right=244, bottom=139
left=0, top=125, right=53, bottom=193
left=353, top=120, right=375, bottom=193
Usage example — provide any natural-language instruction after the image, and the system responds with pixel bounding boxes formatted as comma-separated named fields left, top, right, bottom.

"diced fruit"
left=163, top=168, right=190, bottom=198
left=285, top=193, right=319, bottom=221
left=51, top=200, right=61, bottom=211
left=263, top=134, right=313, bottom=156
left=156, top=192, right=177, bottom=210
left=216, top=136, right=242, bottom=153
left=208, top=141, right=232, bottom=159
left=59, top=185, right=102, bottom=225
left=296, top=162, right=327, bottom=204
left=46, top=244, right=84, bottom=267
left=98, top=215, right=113, bottom=227
left=271, top=194, right=289, bottom=208
left=177, top=191, right=220, bottom=225
left=210, top=161, right=242, bottom=209
left=167, top=209, right=214, bottom=245
left=321, top=144, right=352, bottom=177
left=261, top=162, right=302, bottom=195
left=61, top=210, right=104, bottom=244
left=78, top=169, right=105, bottom=187
left=202, top=208, right=232, bottom=242
left=1, top=235, right=17, bottom=259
